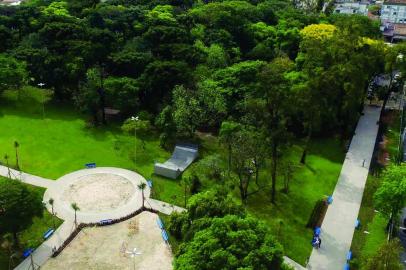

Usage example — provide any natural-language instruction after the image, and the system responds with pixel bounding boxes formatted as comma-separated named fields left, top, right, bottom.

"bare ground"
left=61, top=173, right=135, bottom=212
left=42, top=212, right=173, bottom=270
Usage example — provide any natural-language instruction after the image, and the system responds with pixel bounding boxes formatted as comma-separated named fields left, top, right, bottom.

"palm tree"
left=71, top=203, right=80, bottom=228
left=4, top=154, right=11, bottom=178
left=49, top=198, right=55, bottom=229
left=137, top=182, right=146, bottom=209
left=13, top=141, right=19, bottom=170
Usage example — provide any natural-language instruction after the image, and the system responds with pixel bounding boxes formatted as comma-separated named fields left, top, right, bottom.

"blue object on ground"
left=355, top=219, right=361, bottom=229
left=314, top=227, right=321, bottom=236
left=162, top=230, right=169, bottom=242
left=85, top=162, right=96, bottom=168
left=23, top=248, right=34, bottom=258
left=99, top=219, right=113, bottom=225
left=43, top=228, right=54, bottom=240
left=327, top=195, right=333, bottom=204
left=157, top=217, right=164, bottom=229
left=147, top=180, right=153, bottom=188
left=344, top=263, right=350, bottom=270
left=347, top=250, right=352, bottom=261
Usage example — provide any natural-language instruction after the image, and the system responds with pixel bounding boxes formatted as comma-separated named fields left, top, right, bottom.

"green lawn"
left=245, top=139, right=344, bottom=264
left=0, top=177, right=63, bottom=270
left=0, top=88, right=170, bottom=180
left=0, top=88, right=345, bottom=265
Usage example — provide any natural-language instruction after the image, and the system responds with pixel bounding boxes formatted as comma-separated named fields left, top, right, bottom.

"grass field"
left=245, top=139, right=344, bottom=264
left=0, top=88, right=345, bottom=265
left=0, top=177, right=63, bottom=270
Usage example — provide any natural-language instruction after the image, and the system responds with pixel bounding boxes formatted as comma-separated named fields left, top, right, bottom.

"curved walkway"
left=0, top=166, right=185, bottom=270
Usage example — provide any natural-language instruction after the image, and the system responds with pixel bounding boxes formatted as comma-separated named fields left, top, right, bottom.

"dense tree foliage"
left=168, top=190, right=286, bottom=269
left=0, top=180, right=43, bottom=246
left=374, top=165, right=406, bottom=219
left=0, top=0, right=397, bottom=206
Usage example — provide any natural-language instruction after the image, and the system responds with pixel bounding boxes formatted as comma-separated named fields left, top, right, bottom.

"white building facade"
left=334, top=2, right=369, bottom=15
left=381, top=0, right=406, bottom=24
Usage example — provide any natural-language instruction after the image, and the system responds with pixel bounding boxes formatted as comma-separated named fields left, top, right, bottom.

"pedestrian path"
left=307, top=105, right=381, bottom=270
left=14, top=220, right=74, bottom=270
left=0, top=165, right=54, bottom=188
left=147, top=198, right=186, bottom=215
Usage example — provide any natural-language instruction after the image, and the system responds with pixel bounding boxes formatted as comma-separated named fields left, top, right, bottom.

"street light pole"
left=130, top=116, right=139, bottom=169
left=37, top=82, right=45, bottom=119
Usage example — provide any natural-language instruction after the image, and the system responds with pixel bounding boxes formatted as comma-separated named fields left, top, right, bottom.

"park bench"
left=314, top=227, right=321, bottom=237
left=161, top=229, right=169, bottom=242
left=85, top=162, right=96, bottom=169
left=99, top=219, right=113, bottom=225
left=327, top=195, right=333, bottom=205
left=355, top=219, right=361, bottom=229
left=346, top=250, right=352, bottom=261
left=43, top=228, right=54, bottom=240
left=157, top=217, right=164, bottom=230
left=22, top=248, right=34, bottom=258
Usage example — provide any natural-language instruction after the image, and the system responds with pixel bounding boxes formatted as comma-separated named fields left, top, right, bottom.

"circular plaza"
left=43, top=167, right=150, bottom=223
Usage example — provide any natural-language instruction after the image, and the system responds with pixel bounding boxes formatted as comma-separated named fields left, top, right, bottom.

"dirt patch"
left=42, top=212, right=173, bottom=270
left=61, top=173, right=135, bottom=212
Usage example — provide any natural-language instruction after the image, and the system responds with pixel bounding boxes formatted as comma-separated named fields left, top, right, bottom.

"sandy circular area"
left=61, top=173, right=135, bottom=212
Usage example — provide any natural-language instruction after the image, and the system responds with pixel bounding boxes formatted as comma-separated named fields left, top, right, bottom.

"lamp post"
left=37, top=82, right=46, bottom=119
left=130, top=116, right=139, bottom=168
left=397, top=53, right=404, bottom=164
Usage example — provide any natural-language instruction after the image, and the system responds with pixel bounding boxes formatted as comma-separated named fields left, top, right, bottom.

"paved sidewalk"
left=307, top=105, right=381, bottom=270
left=14, top=220, right=74, bottom=270
left=0, top=165, right=54, bottom=188
left=147, top=198, right=186, bottom=215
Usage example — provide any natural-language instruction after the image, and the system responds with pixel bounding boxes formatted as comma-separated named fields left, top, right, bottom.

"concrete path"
left=146, top=198, right=186, bottom=215
left=2, top=166, right=184, bottom=270
left=0, top=165, right=54, bottom=189
left=307, top=105, right=381, bottom=270
left=284, top=256, right=306, bottom=270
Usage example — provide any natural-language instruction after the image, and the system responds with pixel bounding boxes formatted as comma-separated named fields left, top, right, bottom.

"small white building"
left=334, top=2, right=370, bottom=15
left=381, top=0, right=406, bottom=24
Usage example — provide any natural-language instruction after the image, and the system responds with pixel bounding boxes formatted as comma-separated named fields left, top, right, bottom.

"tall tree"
left=219, top=121, right=241, bottom=178
left=258, top=57, right=294, bottom=203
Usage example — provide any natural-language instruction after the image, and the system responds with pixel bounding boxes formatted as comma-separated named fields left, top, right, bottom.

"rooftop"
left=384, top=0, right=406, bottom=5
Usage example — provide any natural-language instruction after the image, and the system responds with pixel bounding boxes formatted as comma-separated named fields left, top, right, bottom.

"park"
left=1, top=0, right=406, bottom=269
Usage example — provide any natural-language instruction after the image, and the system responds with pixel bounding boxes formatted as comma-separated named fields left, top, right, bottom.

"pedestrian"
left=314, top=237, right=320, bottom=249
left=362, top=159, right=365, bottom=167
left=318, top=237, right=321, bottom=248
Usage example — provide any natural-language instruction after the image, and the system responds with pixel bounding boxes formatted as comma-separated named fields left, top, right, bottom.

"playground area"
left=41, top=211, right=173, bottom=270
